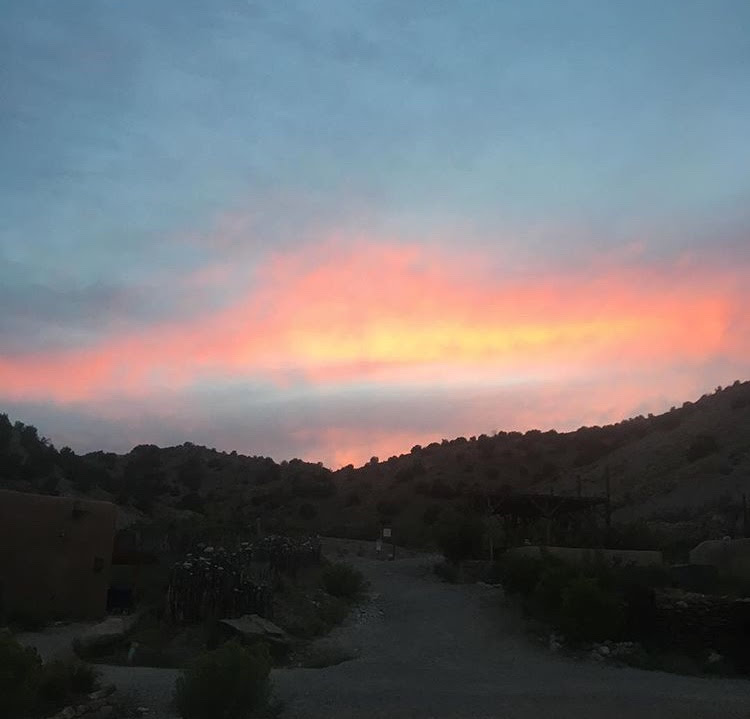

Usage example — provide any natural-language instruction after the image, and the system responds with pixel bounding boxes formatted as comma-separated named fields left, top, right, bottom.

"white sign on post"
left=383, top=528, right=392, bottom=538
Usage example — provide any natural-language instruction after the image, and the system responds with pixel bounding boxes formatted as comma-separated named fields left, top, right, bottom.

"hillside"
left=1, top=381, right=749, bottom=553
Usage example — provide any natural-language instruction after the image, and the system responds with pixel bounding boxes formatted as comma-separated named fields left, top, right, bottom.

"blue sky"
left=2, top=1, right=749, bottom=465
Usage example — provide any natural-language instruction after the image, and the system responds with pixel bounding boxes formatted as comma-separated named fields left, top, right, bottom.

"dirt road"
left=275, top=553, right=750, bottom=719
left=17, top=551, right=750, bottom=718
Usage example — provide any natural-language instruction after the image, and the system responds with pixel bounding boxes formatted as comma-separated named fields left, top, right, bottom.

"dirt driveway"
left=275, top=552, right=750, bottom=719
left=16, top=550, right=750, bottom=718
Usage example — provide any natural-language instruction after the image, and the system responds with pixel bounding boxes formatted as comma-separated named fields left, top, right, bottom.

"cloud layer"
left=2, top=1, right=749, bottom=465
left=2, top=236, right=748, bottom=465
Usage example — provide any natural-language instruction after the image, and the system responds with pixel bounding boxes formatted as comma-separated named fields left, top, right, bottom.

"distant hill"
left=2, top=380, right=749, bottom=554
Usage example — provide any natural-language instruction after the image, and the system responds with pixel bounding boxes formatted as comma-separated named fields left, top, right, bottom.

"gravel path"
left=16, top=552, right=750, bottom=718
left=274, top=553, right=750, bottom=719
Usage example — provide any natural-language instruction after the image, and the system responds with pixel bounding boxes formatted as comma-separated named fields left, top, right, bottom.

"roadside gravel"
left=274, top=553, right=750, bottom=719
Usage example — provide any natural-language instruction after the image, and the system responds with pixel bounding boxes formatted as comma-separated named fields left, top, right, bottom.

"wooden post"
left=743, top=493, right=748, bottom=538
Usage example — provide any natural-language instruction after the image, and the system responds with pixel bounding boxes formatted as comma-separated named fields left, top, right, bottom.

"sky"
left=1, top=0, right=749, bottom=468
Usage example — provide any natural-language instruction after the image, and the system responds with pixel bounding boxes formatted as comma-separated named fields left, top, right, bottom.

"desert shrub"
left=178, top=492, right=205, bottom=513
left=298, top=503, right=318, bottom=520
left=376, top=499, right=400, bottom=517
left=436, top=514, right=485, bottom=562
left=422, top=505, right=441, bottom=526
left=174, top=641, right=271, bottom=719
left=291, top=477, right=336, bottom=499
left=344, top=492, right=361, bottom=507
left=0, top=632, right=42, bottom=719
left=37, top=660, right=99, bottom=710
left=68, top=661, right=98, bottom=694
left=497, top=554, right=544, bottom=598
left=317, top=596, right=349, bottom=628
left=560, top=577, right=624, bottom=642
left=530, top=563, right=577, bottom=621
left=321, top=563, right=366, bottom=599
left=686, top=434, right=719, bottom=462
left=433, top=561, right=460, bottom=583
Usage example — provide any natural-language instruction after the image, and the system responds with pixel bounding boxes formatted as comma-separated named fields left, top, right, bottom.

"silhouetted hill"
left=2, top=380, right=749, bottom=552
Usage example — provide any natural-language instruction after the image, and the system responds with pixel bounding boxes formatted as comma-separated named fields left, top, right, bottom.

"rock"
left=219, top=614, right=291, bottom=647
left=75, top=704, right=88, bottom=716
left=60, top=707, right=77, bottom=719
left=598, top=645, right=610, bottom=656
left=708, top=651, right=723, bottom=664
left=75, top=616, right=138, bottom=653
left=136, top=708, right=150, bottom=715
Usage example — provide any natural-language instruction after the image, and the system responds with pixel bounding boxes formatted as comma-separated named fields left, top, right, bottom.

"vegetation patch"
left=0, top=631, right=99, bottom=719
left=321, top=562, right=367, bottom=599
left=174, top=641, right=273, bottom=719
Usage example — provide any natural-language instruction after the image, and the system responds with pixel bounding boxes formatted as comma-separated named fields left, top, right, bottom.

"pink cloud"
left=0, top=238, right=747, bottom=411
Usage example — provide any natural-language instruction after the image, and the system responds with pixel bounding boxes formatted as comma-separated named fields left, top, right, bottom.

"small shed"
left=0, top=489, right=117, bottom=621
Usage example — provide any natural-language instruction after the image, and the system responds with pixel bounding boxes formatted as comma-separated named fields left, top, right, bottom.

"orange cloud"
left=0, top=239, right=747, bottom=404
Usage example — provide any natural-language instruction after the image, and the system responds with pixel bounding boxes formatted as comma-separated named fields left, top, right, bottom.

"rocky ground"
left=18, top=546, right=750, bottom=718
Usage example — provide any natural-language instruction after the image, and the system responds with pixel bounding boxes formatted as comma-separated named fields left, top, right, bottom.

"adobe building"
left=0, top=489, right=117, bottom=621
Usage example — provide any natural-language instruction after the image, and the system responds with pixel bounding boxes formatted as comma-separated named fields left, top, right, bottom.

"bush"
left=321, top=563, right=366, bottom=599
left=560, top=577, right=624, bottom=643
left=298, top=503, right=318, bottom=520
left=344, top=492, right=361, bottom=507
left=376, top=499, right=400, bottom=517
left=686, top=434, right=719, bottom=462
left=422, top=505, right=441, bottom=526
left=174, top=641, right=271, bottom=719
left=436, top=515, right=485, bottom=562
left=37, top=660, right=99, bottom=711
left=0, top=632, right=42, bottom=719
left=530, top=563, right=577, bottom=622
left=497, top=554, right=544, bottom=598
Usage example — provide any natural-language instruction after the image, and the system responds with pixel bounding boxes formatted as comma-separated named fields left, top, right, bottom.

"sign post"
left=383, top=526, right=395, bottom=560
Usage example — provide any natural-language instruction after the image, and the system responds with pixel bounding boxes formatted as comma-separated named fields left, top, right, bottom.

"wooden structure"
left=468, top=490, right=608, bottom=550
left=0, top=489, right=117, bottom=621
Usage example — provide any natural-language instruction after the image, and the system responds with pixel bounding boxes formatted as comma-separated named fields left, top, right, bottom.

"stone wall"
left=503, top=545, right=663, bottom=568
left=653, top=590, right=750, bottom=669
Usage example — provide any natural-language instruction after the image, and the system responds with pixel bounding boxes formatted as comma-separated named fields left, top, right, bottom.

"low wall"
left=503, top=545, right=663, bottom=568
left=689, top=539, right=750, bottom=581
left=654, top=591, right=750, bottom=669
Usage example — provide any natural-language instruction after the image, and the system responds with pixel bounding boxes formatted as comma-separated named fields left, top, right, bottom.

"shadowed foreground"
left=19, top=549, right=750, bottom=719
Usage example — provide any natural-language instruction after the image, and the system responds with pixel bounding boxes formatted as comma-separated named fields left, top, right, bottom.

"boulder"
left=219, top=614, right=291, bottom=648
left=75, top=616, right=138, bottom=654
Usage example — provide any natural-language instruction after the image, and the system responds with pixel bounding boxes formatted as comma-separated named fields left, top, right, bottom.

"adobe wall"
left=0, top=489, right=117, bottom=621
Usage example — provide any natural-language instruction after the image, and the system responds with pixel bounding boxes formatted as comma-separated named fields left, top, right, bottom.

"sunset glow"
left=2, top=1, right=749, bottom=466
